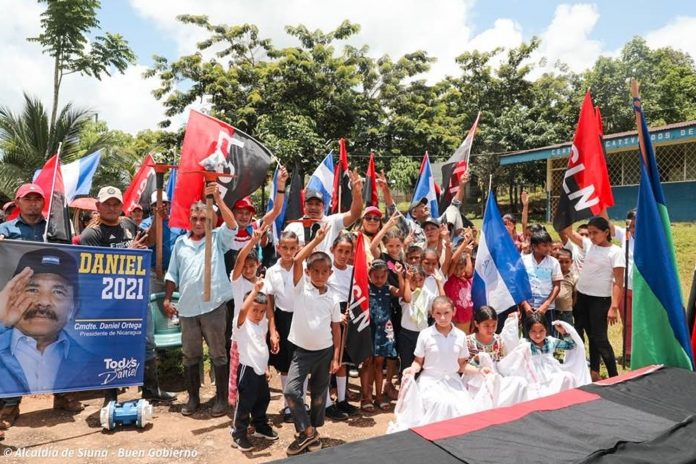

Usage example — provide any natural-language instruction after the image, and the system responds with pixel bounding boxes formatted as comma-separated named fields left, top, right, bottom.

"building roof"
left=499, top=120, right=696, bottom=165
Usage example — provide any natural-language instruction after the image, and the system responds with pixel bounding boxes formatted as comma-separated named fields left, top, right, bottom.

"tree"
left=27, top=0, right=136, bottom=137
left=0, top=93, right=107, bottom=198
left=387, top=155, right=420, bottom=194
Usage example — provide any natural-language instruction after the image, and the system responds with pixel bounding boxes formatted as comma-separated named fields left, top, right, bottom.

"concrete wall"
left=607, top=181, right=696, bottom=222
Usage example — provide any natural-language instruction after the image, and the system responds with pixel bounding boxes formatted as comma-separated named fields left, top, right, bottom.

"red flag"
left=35, top=155, right=70, bottom=242
left=331, top=138, right=352, bottom=214
left=553, top=91, right=614, bottom=231
left=345, top=231, right=373, bottom=365
left=122, top=154, right=155, bottom=215
left=170, top=110, right=273, bottom=228
left=362, top=152, right=378, bottom=207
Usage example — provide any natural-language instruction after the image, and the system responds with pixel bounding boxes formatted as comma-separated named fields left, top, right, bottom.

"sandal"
left=376, top=397, right=391, bottom=411
left=360, top=400, right=375, bottom=412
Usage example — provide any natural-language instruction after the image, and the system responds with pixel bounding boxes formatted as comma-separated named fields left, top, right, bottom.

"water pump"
left=100, top=399, right=153, bottom=431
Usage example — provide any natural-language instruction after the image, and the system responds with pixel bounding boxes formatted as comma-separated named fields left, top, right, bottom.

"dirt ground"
left=0, top=374, right=394, bottom=463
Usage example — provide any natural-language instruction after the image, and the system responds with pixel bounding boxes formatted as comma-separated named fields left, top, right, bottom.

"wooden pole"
left=630, top=79, right=648, bottom=164
left=154, top=166, right=166, bottom=280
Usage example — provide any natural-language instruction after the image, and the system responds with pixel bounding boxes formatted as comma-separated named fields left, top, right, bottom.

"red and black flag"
left=553, top=91, right=614, bottom=231
left=331, top=138, right=352, bottom=214
left=122, top=153, right=155, bottom=215
left=284, top=165, right=305, bottom=227
left=35, top=154, right=71, bottom=243
left=439, top=112, right=480, bottom=211
left=170, top=110, right=273, bottom=228
left=362, top=152, right=378, bottom=208
left=345, top=231, right=373, bottom=366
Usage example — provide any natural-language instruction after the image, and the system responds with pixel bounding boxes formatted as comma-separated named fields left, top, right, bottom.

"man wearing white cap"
left=79, top=186, right=175, bottom=404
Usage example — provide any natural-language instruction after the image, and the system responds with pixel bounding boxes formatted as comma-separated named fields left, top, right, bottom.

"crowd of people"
left=0, top=166, right=634, bottom=456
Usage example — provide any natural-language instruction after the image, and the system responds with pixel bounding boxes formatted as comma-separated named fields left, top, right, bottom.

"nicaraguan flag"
left=306, top=152, right=334, bottom=214
left=166, top=167, right=177, bottom=204
left=472, top=190, right=532, bottom=311
left=631, top=96, right=693, bottom=370
left=411, top=153, right=439, bottom=218
left=34, top=149, right=102, bottom=202
left=266, top=164, right=288, bottom=242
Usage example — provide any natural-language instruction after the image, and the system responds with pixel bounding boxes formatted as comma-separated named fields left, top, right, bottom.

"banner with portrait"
left=0, top=239, right=151, bottom=397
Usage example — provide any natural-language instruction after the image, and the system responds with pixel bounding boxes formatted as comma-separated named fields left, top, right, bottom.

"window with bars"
left=548, top=140, right=696, bottom=215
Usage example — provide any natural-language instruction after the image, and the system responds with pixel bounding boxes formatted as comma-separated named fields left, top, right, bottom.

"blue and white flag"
left=411, top=153, right=439, bottom=218
left=306, top=152, right=335, bottom=214
left=166, top=167, right=177, bottom=204
left=472, top=190, right=532, bottom=311
left=266, top=164, right=288, bottom=243
left=34, top=150, right=102, bottom=202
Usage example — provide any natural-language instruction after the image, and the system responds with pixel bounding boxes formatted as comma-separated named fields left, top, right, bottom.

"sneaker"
left=286, top=431, right=319, bottom=456
left=336, top=400, right=359, bottom=416
left=282, top=407, right=293, bottom=423
left=231, top=434, right=254, bottom=452
left=307, top=438, right=322, bottom=452
left=325, top=404, right=348, bottom=421
left=252, top=424, right=279, bottom=441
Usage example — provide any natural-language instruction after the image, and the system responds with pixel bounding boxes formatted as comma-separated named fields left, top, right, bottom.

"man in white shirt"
left=283, top=170, right=363, bottom=253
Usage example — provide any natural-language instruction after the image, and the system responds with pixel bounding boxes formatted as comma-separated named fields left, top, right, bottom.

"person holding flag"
left=0, top=184, right=81, bottom=438
left=284, top=169, right=363, bottom=253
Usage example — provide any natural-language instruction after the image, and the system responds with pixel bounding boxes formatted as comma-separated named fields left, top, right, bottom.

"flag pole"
left=338, top=264, right=357, bottom=366
left=203, top=172, right=216, bottom=302
left=154, top=162, right=169, bottom=280
left=630, top=80, right=647, bottom=163
left=43, top=142, right=62, bottom=243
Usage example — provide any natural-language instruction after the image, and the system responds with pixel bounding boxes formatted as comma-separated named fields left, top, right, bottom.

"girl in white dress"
left=388, top=296, right=493, bottom=432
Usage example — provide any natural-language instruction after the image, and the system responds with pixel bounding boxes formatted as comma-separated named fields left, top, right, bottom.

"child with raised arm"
left=283, top=224, right=342, bottom=456
left=444, top=234, right=475, bottom=333
left=230, top=281, right=278, bottom=451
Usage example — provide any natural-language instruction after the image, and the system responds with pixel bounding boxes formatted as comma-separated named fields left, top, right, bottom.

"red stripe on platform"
left=593, top=364, right=662, bottom=386
left=412, top=388, right=600, bottom=441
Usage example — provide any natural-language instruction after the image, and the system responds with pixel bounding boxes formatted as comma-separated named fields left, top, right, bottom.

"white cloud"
left=0, top=0, right=168, bottom=134
left=532, top=3, right=603, bottom=76
left=645, top=16, right=696, bottom=61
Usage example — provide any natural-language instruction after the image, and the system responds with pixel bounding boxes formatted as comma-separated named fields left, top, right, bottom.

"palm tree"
left=0, top=93, right=108, bottom=199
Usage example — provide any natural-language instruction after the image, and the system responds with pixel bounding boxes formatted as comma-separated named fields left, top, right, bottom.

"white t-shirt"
left=576, top=238, right=626, bottom=297
left=328, top=264, right=353, bottom=303
left=522, top=254, right=563, bottom=310
left=236, top=317, right=269, bottom=376
left=232, top=276, right=255, bottom=336
left=262, top=262, right=295, bottom=312
left=613, top=226, right=634, bottom=291
left=400, top=287, right=435, bottom=332
left=423, top=274, right=441, bottom=297
left=288, top=276, right=343, bottom=351
left=414, top=324, right=469, bottom=375
left=284, top=213, right=346, bottom=254
left=563, top=240, right=585, bottom=274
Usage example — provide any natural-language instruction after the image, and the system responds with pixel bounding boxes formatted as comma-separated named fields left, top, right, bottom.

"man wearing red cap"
left=0, top=184, right=83, bottom=439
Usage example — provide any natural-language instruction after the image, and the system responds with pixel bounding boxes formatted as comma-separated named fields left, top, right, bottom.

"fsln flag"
left=306, top=152, right=335, bottom=214
left=122, top=154, right=155, bottom=215
left=631, top=88, right=693, bottom=370
left=411, top=152, right=439, bottom=218
left=362, top=152, right=378, bottom=207
left=440, top=112, right=480, bottom=211
left=331, top=138, right=352, bottom=214
left=553, top=91, right=614, bottom=231
left=33, top=150, right=102, bottom=203
left=34, top=154, right=70, bottom=243
left=345, top=231, right=373, bottom=366
left=284, top=165, right=304, bottom=226
left=170, top=110, right=273, bottom=228
left=472, top=190, right=532, bottom=311
left=266, top=164, right=288, bottom=243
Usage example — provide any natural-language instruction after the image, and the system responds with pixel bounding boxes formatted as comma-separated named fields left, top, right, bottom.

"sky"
left=2, top=0, right=695, bottom=134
